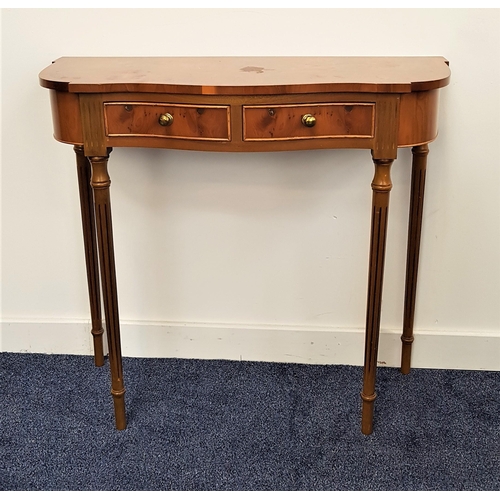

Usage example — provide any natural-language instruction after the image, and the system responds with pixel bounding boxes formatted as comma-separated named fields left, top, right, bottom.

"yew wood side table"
left=39, top=56, right=450, bottom=434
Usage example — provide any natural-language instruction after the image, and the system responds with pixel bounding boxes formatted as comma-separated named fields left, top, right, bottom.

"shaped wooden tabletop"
left=39, top=56, right=450, bottom=95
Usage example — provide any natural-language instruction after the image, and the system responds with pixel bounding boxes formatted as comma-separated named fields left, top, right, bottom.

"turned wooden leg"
left=89, top=149, right=126, bottom=430
left=401, top=144, right=429, bottom=374
left=74, top=145, right=105, bottom=367
left=361, top=157, right=393, bottom=435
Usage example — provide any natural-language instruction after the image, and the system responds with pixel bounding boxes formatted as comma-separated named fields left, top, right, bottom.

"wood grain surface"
left=39, top=56, right=450, bottom=95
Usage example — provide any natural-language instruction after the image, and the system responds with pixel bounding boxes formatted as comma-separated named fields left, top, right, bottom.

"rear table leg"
left=401, top=144, right=429, bottom=375
left=74, top=145, right=105, bottom=367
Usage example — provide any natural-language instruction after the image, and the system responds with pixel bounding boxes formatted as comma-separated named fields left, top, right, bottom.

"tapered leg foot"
left=112, top=388, right=126, bottom=430
left=361, top=392, right=377, bottom=435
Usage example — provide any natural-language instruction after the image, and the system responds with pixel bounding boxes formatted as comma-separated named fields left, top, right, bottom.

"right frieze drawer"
left=242, top=103, right=375, bottom=141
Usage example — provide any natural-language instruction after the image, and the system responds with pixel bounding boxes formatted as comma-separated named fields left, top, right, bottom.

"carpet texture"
left=0, top=352, right=499, bottom=490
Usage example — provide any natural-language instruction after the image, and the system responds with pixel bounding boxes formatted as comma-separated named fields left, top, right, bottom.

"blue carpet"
left=0, top=352, right=499, bottom=490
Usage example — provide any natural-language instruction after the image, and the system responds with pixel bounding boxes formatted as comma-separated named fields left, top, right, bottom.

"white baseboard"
left=1, top=319, right=499, bottom=371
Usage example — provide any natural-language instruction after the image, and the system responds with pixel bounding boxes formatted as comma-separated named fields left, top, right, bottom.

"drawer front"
left=104, top=102, right=231, bottom=141
left=243, top=103, right=374, bottom=141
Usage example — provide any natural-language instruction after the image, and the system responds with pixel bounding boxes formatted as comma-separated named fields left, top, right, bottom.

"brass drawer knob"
left=301, top=114, right=316, bottom=127
left=158, top=113, right=174, bottom=126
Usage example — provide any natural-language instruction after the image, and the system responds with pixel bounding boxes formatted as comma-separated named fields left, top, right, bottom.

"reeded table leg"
left=89, top=149, right=126, bottom=430
left=74, top=145, right=105, bottom=367
left=401, top=144, right=429, bottom=374
left=361, top=157, right=393, bottom=435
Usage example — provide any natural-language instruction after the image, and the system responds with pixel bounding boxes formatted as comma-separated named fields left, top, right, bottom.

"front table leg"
left=89, top=149, right=126, bottom=430
left=361, top=157, right=393, bottom=435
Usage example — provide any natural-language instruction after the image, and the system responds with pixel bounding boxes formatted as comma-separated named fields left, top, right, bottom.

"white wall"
left=1, top=8, right=499, bottom=370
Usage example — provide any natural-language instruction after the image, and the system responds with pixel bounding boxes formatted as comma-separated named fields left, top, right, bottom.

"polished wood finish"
left=242, top=103, right=374, bottom=141
left=401, top=145, right=429, bottom=374
left=39, top=57, right=450, bottom=435
left=50, top=91, right=83, bottom=145
left=39, top=56, right=450, bottom=95
left=104, top=102, right=231, bottom=141
left=372, top=95, right=400, bottom=160
left=74, top=145, right=104, bottom=367
left=398, top=90, right=439, bottom=147
left=50, top=91, right=441, bottom=150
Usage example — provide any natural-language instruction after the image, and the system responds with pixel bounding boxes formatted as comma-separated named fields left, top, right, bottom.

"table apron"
left=49, top=90, right=440, bottom=152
